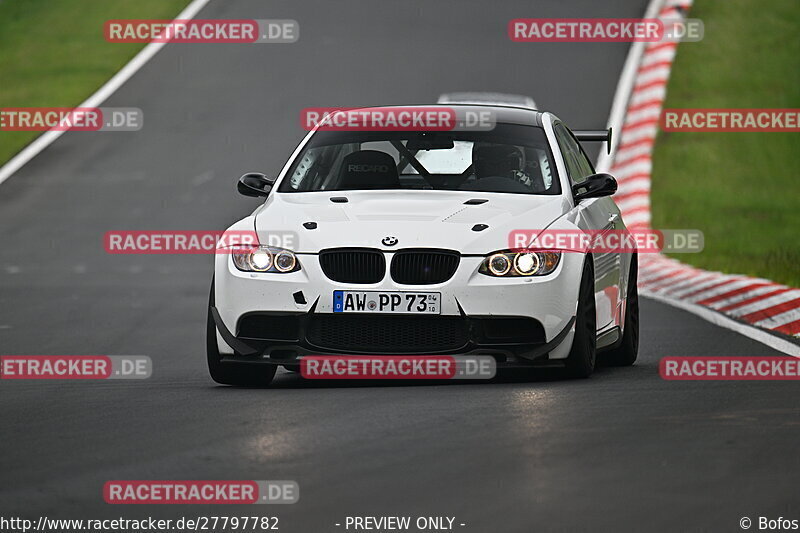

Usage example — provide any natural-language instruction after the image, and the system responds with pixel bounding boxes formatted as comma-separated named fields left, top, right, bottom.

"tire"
left=603, top=254, right=639, bottom=367
left=565, top=259, right=597, bottom=379
left=206, top=280, right=277, bottom=386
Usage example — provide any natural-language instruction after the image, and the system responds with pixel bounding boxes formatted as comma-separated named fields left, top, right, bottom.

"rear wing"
left=574, top=128, right=613, bottom=154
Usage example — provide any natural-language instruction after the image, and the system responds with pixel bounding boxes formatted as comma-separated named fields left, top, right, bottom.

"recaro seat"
left=337, top=150, right=401, bottom=190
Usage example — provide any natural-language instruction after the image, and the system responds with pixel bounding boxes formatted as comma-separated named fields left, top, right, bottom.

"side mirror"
left=572, top=173, right=617, bottom=202
left=237, top=172, right=275, bottom=197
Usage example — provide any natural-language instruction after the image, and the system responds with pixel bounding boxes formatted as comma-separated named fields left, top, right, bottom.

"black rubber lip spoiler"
left=574, top=128, right=613, bottom=154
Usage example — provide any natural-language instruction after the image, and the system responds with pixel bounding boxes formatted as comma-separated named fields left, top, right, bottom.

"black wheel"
left=604, top=254, right=639, bottom=366
left=565, top=259, right=597, bottom=379
left=206, top=280, right=276, bottom=386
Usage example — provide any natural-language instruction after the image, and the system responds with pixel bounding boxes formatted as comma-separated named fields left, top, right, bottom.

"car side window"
left=567, top=129, right=596, bottom=180
left=554, top=123, right=593, bottom=185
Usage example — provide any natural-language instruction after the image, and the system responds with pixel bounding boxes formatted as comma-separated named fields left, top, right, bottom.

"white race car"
left=207, top=105, right=638, bottom=386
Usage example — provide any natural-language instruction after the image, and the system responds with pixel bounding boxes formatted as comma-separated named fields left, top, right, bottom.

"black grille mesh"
left=319, top=248, right=385, bottom=284
left=237, top=315, right=300, bottom=341
left=390, top=250, right=460, bottom=285
left=306, top=314, right=469, bottom=353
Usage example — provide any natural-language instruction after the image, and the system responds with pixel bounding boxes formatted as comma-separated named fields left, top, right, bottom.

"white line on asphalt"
left=0, top=0, right=213, bottom=187
left=643, top=289, right=800, bottom=357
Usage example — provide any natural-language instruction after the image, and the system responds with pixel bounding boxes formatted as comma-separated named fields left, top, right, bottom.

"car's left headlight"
left=479, top=250, right=561, bottom=277
left=231, top=246, right=301, bottom=273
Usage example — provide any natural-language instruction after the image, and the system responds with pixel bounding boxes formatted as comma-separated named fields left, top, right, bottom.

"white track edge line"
left=642, top=290, right=800, bottom=357
left=0, top=0, right=213, bottom=187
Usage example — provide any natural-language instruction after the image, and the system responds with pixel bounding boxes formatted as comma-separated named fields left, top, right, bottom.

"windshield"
left=278, top=124, right=560, bottom=195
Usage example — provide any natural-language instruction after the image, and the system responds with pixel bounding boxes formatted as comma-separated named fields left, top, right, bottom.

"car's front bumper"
left=211, top=304, right=575, bottom=367
left=213, top=251, right=584, bottom=363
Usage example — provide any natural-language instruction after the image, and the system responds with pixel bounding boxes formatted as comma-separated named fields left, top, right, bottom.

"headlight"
left=231, top=246, right=301, bottom=273
left=487, top=253, right=511, bottom=276
left=273, top=250, right=297, bottom=272
left=480, top=250, right=560, bottom=277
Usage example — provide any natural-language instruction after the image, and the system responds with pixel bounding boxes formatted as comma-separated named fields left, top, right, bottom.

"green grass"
left=651, top=0, right=800, bottom=287
left=0, top=0, right=190, bottom=163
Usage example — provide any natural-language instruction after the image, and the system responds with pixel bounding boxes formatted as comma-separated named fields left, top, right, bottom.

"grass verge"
left=651, top=0, right=800, bottom=287
left=0, top=0, right=190, bottom=165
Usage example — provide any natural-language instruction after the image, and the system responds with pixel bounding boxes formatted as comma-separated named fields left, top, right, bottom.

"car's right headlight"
left=231, top=246, right=301, bottom=273
left=479, top=250, right=560, bottom=277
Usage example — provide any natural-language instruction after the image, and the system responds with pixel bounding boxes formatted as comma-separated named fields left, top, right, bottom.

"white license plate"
left=333, top=291, right=440, bottom=314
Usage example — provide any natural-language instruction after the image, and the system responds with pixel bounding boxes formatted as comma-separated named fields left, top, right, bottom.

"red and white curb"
left=599, top=0, right=800, bottom=354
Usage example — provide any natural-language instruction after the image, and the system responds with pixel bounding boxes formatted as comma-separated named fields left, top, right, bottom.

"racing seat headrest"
left=472, top=143, right=524, bottom=179
left=338, top=150, right=400, bottom=190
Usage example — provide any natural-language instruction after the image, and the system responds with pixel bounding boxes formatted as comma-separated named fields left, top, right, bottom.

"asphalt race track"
left=0, top=1, right=797, bottom=531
